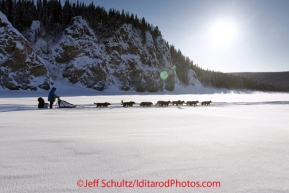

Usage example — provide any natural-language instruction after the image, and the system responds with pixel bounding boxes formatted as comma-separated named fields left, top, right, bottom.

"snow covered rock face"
left=5, top=14, right=198, bottom=92
left=105, top=24, right=176, bottom=92
left=0, top=11, right=50, bottom=90
left=54, top=16, right=108, bottom=90
left=52, top=17, right=177, bottom=92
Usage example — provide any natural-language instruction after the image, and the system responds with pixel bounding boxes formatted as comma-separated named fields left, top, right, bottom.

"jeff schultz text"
left=77, top=179, right=221, bottom=188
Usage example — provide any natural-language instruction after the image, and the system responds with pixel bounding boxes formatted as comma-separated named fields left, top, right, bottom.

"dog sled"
left=57, top=98, right=77, bottom=108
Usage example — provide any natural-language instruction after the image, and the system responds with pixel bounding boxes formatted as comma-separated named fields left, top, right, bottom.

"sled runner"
left=58, top=98, right=76, bottom=108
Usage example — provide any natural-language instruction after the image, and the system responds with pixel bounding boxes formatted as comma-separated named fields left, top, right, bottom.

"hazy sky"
left=61, top=0, right=289, bottom=72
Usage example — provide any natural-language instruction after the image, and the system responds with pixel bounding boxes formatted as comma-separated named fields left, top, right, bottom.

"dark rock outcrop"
left=0, top=11, right=50, bottom=90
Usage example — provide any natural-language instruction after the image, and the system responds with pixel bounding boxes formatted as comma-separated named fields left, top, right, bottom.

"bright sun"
left=208, top=20, right=238, bottom=47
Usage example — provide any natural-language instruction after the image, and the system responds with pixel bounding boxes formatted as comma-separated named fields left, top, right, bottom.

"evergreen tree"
left=4, top=0, right=13, bottom=21
left=141, top=17, right=146, bottom=45
left=12, top=0, right=21, bottom=30
left=0, top=0, right=1, bottom=11
left=62, top=0, right=71, bottom=28
left=37, top=0, right=43, bottom=20
left=42, top=0, right=48, bottom=26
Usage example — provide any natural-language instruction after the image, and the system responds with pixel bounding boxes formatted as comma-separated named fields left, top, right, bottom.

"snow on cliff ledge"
left=0, top=11, right=51, bottom=91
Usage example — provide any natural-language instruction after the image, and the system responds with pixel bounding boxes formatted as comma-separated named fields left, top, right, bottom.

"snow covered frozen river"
left=1, top=92, right=289, bottom=193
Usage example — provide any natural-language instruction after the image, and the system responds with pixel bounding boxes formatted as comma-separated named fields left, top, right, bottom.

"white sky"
left=61, top=0, right=289, bottom=72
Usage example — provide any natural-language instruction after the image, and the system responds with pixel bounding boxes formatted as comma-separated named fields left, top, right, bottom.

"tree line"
left=191, top=64, right=288, bottom=91
left=1, top=0, right=286, bottom=91
left=0, top=0, right=161, bottom=38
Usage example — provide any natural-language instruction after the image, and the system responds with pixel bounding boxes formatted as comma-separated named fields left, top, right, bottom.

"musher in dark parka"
left=48, top=87, right=59, bottom=108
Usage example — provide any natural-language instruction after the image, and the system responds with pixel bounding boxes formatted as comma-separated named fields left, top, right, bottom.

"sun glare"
left=208, top=20, right=238, bottom=47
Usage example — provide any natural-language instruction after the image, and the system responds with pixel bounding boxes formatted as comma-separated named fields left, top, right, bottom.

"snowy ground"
left=1, top=92, right=289, bottom=193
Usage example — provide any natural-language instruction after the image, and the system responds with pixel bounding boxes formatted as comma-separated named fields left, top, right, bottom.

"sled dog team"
left=39, top=87, right=212, bottom=109
left=93, top=100, right=212, bottom=108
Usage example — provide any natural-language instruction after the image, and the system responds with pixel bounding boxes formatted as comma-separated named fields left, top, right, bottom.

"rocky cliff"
left=1, top=12, right=200, bottom=92
left=0, top=11, right=50, bottom=90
